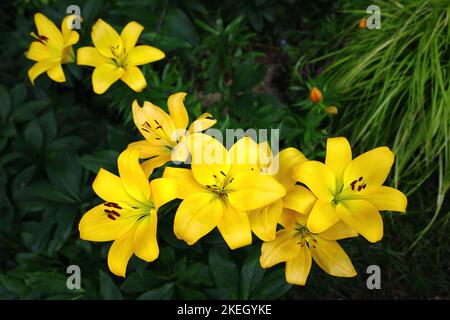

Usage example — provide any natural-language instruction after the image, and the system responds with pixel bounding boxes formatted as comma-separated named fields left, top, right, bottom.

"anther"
left=220, top=171, right=226, bottom=176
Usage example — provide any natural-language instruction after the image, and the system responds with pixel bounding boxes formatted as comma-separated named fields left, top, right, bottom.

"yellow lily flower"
left=248, top=146, right=316, bottom=242
left=129, top=92, right=217, bottom=177
left=26, top=13, right=79, bottom=84
left=79, top=148, right=177, bottom=277
left=162, top=134, right=286, bottom=249
left=260, top=208, right=357, bottom=286
left=77, top=19, right=165, bottom=94
left=293, top=137, right=407, bottom=243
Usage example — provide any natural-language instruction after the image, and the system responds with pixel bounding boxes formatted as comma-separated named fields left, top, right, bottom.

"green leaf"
left=162, top=8, right=198, bottom=46
left=120, top=270, right=164, bottom=293
left=0, top=274, right=26, bottom=296
left=0, top=85, right=11, bottom=122
left=79, top=150, right=119, bottom=174
left=240, top=248, right=266, bottom=299
left=11, top=100, right=49, bottom=123
left=159, top=247, right=176, bottom=268
left=251, top=269, right=292, bottom=299
left=141, top=33, right=193, bottom=52
left=10, top=83, right=27, bottom=107
left=208, top=248, right=239, bottom=299
left=24, top=119, right=44, bottom=152
left=107, top=125, right=133, bottom=151
left=39, top=111, right=57, bottom=142
left=177, top=285, right=207, bottom=299
left=138, top=283, right=174, bottom=300
left=177, top=262, right=213, bottom=286
left=99, top=270, right=123, bottom=300
left=231, top=60, right=267, bottom=93
left=82, top=0, right=103, bottom=26
left=26, top=272, right=69, bottom=294
left=46, top=152, right=83, bottom=203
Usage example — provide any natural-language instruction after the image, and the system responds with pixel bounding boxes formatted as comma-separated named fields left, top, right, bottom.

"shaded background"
left=0, top=0, right=448, bottom=299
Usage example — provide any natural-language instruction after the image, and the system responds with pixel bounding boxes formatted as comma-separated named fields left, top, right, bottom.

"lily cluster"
left=79, top=92, right=407, bottom=285
left=26, top=13, right=164, bottom=94
left=26, top=13, right=407, bottom=286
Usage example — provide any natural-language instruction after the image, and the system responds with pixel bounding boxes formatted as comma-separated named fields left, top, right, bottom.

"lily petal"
left=127, top=140, right=170, bottom=158
left=162, top=167, right=205, bottom=199
left=249, top=199, right=283, bottom=242
left=132, top=212, right=159, bottom=262
left=118, top=148, right=151, bottom=203
left=121, top=66, right=147, bottom=92
left=173, top=192, right=223, bottom=245
left=126, top=45, right=165, bottom=66
left=228, top=137, right=260, bottom=175
left=306, top=200, right=340, bottom=234
left=168, top=92, right=189, bottom=130
left=283, top=185, right=316, bottom=215
left=121, top=21, right=144, bottom=53
left=46, top=63, right=66, bottom=83
left=92, top=64, right=124, bottom=94
left=293, top=160, right=336, bottom=202
left=150, top=178, right=178, bottom=209
left=260, top=230, right=299, bottom=268
left=218, top=200, right=252, bottom=249
left=34, top=13, right=63, bottom=49
left=141, top=154, right=171, bottom=178
left=107, top=228, right=135, bottom=277
left=336, top=199, right=383, bottom=243
left=343, top=147, right=394, bottom=194
left=189, top=133, right=231, bottom=186
left=285, top=244, right=312, bottom=286
left=310, top=237, right=357, bottom=278
left=188, top=113, right=217, bottom=133
left=79, top=203, right=137, bottom=242
left=91, top=19, right=123, bottom=59
left=227, top=170, right=286, bottom=211
left=279, top=209, right=298, bottom=229
left=271, top=147, right=308, bottom=190
left=92, top=168, right=142, bottom=207
left=28, top=59, right=60, bottom=85
left=365, top=186, right=407, bottom=212
left=319, top=221, right=358, bottom=241
left=27, top=41, right=53, bottom=61
left=325, top=137, right=352, bottom=185
left=61, top=15, right=80, bottom=47
left=77, top=47, right=111, bottom=67
left=171, top=137, right=190, bottom=163
left=132, top=100, right=176, bottom=146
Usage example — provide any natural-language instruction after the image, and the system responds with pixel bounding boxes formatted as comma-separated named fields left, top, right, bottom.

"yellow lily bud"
left=325, top=106, right=338, bottom=115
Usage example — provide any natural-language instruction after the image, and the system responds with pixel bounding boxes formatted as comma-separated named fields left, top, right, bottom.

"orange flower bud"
left=309, top=87, right=323, bottom=103
left=325, top=106, right=338, bottom=115
left=358, top=18, right=367, bottom=29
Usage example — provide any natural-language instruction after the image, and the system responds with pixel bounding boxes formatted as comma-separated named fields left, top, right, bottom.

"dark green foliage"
left=0, top=0, right=448, bottom=300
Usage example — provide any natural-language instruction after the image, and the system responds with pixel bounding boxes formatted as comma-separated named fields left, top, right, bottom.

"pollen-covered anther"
left=104, top=209, right=121, bottom=217
left=350, top=176, right=366, bottom=191
left=104, top=202, right=122, bottom=209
